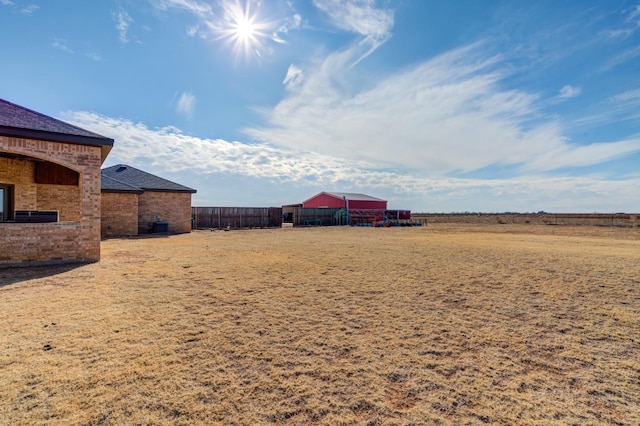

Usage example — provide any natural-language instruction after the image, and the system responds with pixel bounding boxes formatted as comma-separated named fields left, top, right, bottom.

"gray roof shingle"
left=0, top=98, right=114, bottom=148
left=101, top=175, right=144, bottom=193
left=101, top=164, right=197, bottom=193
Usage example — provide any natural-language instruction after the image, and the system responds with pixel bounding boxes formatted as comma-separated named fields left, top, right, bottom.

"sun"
left=233, top=14, right=257, bottom=43
left=217, top=0, right=269, bottom=61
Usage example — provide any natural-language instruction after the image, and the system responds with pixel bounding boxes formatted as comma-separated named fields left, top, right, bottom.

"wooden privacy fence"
left=192, top=207, right=282, bottom=229
left=411, top=213, right=639, bottom=227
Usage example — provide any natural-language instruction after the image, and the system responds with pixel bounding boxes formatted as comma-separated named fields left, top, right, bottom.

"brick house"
left=0, top=98, right=114, bottom=267
left=101, top=164, right=196, bottom=237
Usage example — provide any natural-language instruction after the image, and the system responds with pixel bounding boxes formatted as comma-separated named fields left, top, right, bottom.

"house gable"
left=0, top=98, right=114, bottom=163
left=0, top=98, right=113, bottom=266
left=100, top=165, right=196, bottom=237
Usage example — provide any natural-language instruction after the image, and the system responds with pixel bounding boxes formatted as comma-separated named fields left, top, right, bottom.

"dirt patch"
left=1, top=224, right=639, bottom=425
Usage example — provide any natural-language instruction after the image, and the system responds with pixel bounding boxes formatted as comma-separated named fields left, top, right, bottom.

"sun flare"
left=218, top=0, right=269, bottom=61
left=233, top=15, right=257, bottom=43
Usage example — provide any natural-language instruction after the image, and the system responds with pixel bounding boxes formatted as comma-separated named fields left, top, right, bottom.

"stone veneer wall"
left=101, top=192, right=139, bottom=237
left=138, top=191, right=193, bottom=234
left=0, top=136, right=103, bottom=266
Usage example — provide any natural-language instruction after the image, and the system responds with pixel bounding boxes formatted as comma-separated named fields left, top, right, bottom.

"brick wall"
left=0, top=136, right=103, bottom=266
left=101, top=192, right=139, bottom=237
left=37, top=184, right=82, bottom=222
left=0, top=157, right=37, bottom=209
left=138, top=191, right=193, bottom=234
left=0, top=222, right=85, bottom=265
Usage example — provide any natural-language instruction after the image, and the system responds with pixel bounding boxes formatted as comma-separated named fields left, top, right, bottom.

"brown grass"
left=1, top=224, right=639, bottom=425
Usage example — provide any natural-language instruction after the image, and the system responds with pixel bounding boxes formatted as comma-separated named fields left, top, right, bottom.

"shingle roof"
left=0, top=98, right=114, bottom=148
left=101, top=175, right=144, bottom=194
left=101, top=164, right=197, bottom=194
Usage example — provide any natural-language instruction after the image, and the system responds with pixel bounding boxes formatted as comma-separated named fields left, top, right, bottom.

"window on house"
left=0, top=184, right=14, bottom=222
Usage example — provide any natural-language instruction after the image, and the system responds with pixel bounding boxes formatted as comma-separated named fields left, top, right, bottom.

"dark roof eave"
left=140, top=188, right=197, bottom=194
left=101, top=189, right=144, bottom=194
left=0, top=125, right=114, bottom=147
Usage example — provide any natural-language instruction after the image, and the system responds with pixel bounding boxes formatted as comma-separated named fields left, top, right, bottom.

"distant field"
left=1, top=224, right=639, bottom=425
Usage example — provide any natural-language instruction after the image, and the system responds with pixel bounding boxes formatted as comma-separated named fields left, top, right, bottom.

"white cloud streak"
left=150, top=0, right=213, bottom=15
left=601, top=44, right=640, bottom=71
left=557, top=85, right=582, bottom=99
left=245, top=42, right=640, bottom=176
left=605, top=4, right=640, bottom=39
left=113, top=9, right=133, bottom=43
left=569, top=87, right=640, bottom=129
left=20, top=4, right=38, bottom=15
left=313, top=0, right=393, bottom=65
left=61, top=111, right=640, bottom=212
left=51, top=39, right=74, bottom=54
left=283, top=64, right=303, bottom=88
left=186, top=24, right=199, bottom=37
left=609, top=88, right=640, bottom=104
left=176, top=92, right=197, bottom=118
left=313, top=0, right=393, bottom=40
left=272, top=13, right=301, bottom=43
left=87, top=52, right=104, bottom=61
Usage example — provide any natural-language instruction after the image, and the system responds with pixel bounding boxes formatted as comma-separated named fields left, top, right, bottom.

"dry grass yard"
left=1, top=224, right=639, bottom=425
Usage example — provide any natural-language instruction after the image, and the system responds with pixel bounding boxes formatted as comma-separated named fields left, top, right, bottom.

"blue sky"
left=1, top=0, right=639, bottom=212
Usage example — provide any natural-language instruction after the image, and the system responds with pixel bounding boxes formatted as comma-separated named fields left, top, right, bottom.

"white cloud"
left=283, top=64, right=304, bottom=88
left=605, top=4, right=640, bottom=39
left=313, top=0, right=393, bottom=40
left=186, top=24, right=199, bottom=37
left=272, top=13, right=302, bottom=43
left=113, top=9, right=133, bottom=43
left=312, top=0, right=393, bottom=65
left=51, top=39, right=74, bottom=54
left=0, top=0, right=13, bottom=6
left=149, top=0, right=213, bottom=16
left=20, top=4, right=38, bottom=15
left=60, top=110, right=640, bottom=212
left=606, top=88, right=640, bottom=121
left=176, top=92, right=197, bottom=118
left=601, top=44, right=640, bottom=71
left=520, top=138, right=640, bottom=172
left=245, top=42, right=640, bottom=176
left=87, top=52, right=104, bottom=61
left=570, top=88, right=640, bottom=129
left=557, top=85, right=582, bottom=99
left=609, top=88, right=640, bottom=103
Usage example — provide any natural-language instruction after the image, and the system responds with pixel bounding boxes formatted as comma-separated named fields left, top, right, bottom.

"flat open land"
left=1, top=224, right=639, bottom=425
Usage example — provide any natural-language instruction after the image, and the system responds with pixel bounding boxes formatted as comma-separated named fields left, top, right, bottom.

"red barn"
left=302, top=192, right=387, bottom=210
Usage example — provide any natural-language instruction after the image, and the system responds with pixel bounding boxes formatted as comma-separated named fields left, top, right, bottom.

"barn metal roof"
left=323, top=192, right=386, bottom=202
left=0, top=98, right=114, bottom=160
left=101, top=164, right=197, bottom=194
left=302, top=191, right=386, bottom=204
